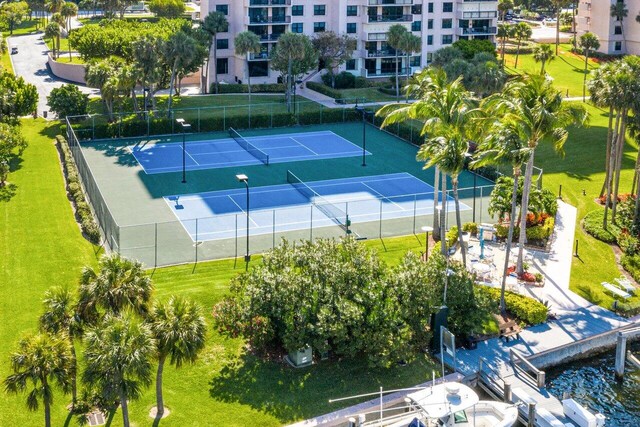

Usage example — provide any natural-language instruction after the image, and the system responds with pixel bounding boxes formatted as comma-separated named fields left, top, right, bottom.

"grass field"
left=1, top=19, right=42, bottom=37
left=334, top=87, right=399, bottom=103
left=0, top=49, right=13, bottom=73
left=503, top=43, right=601, bottom=98
left=44, top=37, right=72, bottom=55
left=51, top=55, right=85, bottom=65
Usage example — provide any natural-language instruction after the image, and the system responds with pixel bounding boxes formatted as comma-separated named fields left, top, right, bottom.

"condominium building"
left=576, top=0, right=640, bottom=55
left=199, top=0, right=498, bottom=86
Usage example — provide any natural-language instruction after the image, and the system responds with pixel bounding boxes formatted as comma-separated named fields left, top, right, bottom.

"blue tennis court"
left=164, top=172, right=470, bottom=242
left=130, top=130, right=369, bottom=174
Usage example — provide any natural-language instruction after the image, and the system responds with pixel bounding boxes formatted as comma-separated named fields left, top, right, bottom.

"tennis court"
left=130, top=130, right=369, bottom=173
left=164, top=172, right=469, bottom=242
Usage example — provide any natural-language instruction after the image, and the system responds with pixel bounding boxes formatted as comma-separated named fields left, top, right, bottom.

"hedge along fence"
left=476, top=286, right=548, bottom=326
left=67, top=100, right=364, bottom=141
left=56, top=135, right=102, bottom=244
left=211, top=83, right=285, bottom=94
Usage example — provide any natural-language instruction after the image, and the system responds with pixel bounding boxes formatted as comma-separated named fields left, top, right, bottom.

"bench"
left=602, top=282, right=631, bottom=300
left=499, top=321, right=521, bottom=342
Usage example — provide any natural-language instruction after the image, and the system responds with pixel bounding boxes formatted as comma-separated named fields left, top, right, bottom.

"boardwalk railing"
left=510, top=349, right=546, bottom=389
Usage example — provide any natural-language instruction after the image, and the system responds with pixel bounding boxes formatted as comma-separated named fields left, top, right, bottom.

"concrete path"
left=8, top=30, right=97, bottom=117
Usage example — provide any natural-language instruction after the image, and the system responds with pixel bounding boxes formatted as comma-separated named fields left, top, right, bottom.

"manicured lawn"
left=44, top=36, right=71, bottom=54
left=0, top=119, right=99, bottom=427
left=334, top=87, right=399, bottom=103
left=52, top=55, right=85, bottom=65
left=0, top=50, right=13, bottom=73
left=528, top=103, right=640, bottom=308
left=503, top=43, right=601, bottom=98
left=1, top=19, right=42, bottom=37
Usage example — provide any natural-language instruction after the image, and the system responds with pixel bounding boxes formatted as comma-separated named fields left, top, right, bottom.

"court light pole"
left=176, top=118, right=191, bottom=183
left=355, top=105, right=366, bottom=166
left=236, top=174, right=251, bottom=263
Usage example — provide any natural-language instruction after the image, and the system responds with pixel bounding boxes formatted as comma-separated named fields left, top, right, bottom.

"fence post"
left=413, top=195, right=417, bottom=234
left=234, top=214, right=238, bottom=259
left=147, top=111, right=150, bottom=136
left=504, top=382, right=512, bottom=403
left=273, top=210, right=276, bottom=248
left=197, top=108, right=201, bottom=132
left=118, top=114, right=122, bottom=138
left=527, top=402, right=536, bottom=427
left=223, top=106, right=226, bottom=130
left=248, top=104, right=252, bottom=129
left=154, top=222, right=158, bottom=268
left=379, top=199, right=383, bottom=238
left=310, top=205, right=313, bottom=241
left=92, top=115, right=95, bottom=140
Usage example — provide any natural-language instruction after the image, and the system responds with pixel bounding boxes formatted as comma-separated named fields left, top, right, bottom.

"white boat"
left=359, top=382, right=518, bottom=427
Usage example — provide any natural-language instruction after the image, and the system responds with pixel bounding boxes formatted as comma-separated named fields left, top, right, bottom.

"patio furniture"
left=614, top=277, right=636, bottom=294
left=602, top=282, right=631, bottom=300
left=499, top=320, right=521, bottom=342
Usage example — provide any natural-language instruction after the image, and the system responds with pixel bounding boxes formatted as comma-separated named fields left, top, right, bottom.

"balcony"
left=256, top=33, right=283, bottom=42
left=459, top=10, right=497, bottom=19
left=368, top=0, right=413, bottom=5
left=249, top=52, right=271, bottom=61
left=249, top=0, right=291, bottom=6
left=362, top=69, right=397, bottom=78
left=248, top=15, right=291, bottom=24
left=368, top=14, right=412, bottom=23
left=459, top=26, right=497, bottom=36
left=367, top=32, right=388, bottom=41
left=364, top=49, right=403, bottom=58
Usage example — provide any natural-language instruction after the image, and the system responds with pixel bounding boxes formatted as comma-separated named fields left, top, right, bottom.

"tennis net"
left=286, top=170, right=349, bottom=231
left=228, top=127, right=270, bottom=165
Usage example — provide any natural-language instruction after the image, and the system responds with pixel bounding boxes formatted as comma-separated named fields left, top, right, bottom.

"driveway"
left=8, top=31, right=98, bottom=118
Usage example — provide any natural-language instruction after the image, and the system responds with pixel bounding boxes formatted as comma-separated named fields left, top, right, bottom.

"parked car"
left=11, top=46, right=18, bottom=54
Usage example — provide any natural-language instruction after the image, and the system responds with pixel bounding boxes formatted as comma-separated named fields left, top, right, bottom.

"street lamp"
left=355, top=105, right=367, bottom=166
left=236, top=174, right=251, bottom=263
left=421, top=226, right=434, bottom=261
left=176, top=118, right=191, bottom=184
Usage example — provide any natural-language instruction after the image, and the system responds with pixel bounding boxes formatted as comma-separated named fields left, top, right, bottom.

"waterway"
left=546, top=343, right=640, bottom=426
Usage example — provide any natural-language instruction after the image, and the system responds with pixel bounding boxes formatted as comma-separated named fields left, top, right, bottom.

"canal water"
left=545, top=343, right=640, bottom=426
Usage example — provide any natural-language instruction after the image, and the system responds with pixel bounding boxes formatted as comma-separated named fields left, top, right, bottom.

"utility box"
left=286, top=345, right=312, bottom=368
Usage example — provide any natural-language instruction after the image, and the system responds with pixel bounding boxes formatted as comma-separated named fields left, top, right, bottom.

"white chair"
left=614, top=277, right=636, bottom=293
left=602, top=282, right=631, bottom=299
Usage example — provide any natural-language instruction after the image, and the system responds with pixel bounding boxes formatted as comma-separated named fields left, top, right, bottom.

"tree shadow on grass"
left=0, top=184, right=18, bottom=202
left=208, top=350, right=437, bottom=424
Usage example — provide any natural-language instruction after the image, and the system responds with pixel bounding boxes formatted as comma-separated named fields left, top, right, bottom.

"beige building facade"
left=576, top=0, right=640, bottom=55
left=199, top=0, right=498, bottom=87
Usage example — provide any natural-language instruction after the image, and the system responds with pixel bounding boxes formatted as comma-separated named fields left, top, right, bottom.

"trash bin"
left=43, top=111, right=48, bottom=118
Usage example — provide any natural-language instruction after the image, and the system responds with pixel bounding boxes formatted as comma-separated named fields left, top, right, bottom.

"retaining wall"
left=48, top=53, right=86, bottom=84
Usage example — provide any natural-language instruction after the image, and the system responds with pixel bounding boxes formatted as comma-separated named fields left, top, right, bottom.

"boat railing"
left=509, top=349, right=546, bottom=389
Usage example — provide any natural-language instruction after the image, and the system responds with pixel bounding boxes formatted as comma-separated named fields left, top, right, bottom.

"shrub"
left=477, top=287, right=548, bottom=325
left=495, top=223, right=509, bottom=239
left=462, top=222, right=478, bottom=236
left=321, top=71, right=355, bottom=89
left=148, top=0, right=185, bottom=18
left=619, top=232, right=640, bottom=256
left=213, top=83, right=285, bottom=94
left=583, top=209, right=619, bottom=243
left=621, top=254, right=640, bottom=285
left=47, top=84, right=89, bottom=119
left=306, top=81, right=343, bottom=99
left=452, top=39, right=497, bottom=60
left=354, top=76, right=367, bottom=88
left=446, top=226, right=459, bottom=249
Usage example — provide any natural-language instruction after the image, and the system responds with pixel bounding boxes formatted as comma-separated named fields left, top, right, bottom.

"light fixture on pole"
left=421, top=225, right=434, bottom=261
left=176, top=118, right=191, bottom=184
left=236, top=174, right=251, bottom=263
left=354, top=105, right=367, bottom=166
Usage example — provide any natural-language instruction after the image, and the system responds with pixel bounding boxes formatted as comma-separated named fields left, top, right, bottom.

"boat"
left=358, top=382, right=518, bottom=427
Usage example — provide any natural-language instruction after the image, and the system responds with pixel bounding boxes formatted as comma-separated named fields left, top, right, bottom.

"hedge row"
left=477, top=287, right=548, bottom=325
left=582, top=209, right=619, bottom=244
left=210, top=83, right=285, bottom=94
left=306, top=81, right=343, bottom=99
left=56, top=135, right=101, bottom=244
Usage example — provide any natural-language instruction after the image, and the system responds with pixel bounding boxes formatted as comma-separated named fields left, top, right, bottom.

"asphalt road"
left=8, top=31, right=97, bottom=118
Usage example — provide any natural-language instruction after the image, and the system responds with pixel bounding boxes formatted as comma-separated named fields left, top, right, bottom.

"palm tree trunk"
left=166, top=62, right=178, bottom=113
left=433, top=166, right=441, bottom=241
left=600, top=105, right=615, bottom=198
left=517, top=151, right=536, bottom=275
left=501, top=35, right=506, bottom=67
left=441, top=173, right=448, bottom=256
left=155, top=355, right=166, bottom=417
left=44, top=399, right=51, bottom=427
left=555, top=10, right=560, bottom=56
left=213, top=34, right=218, bottom=94
left=394, top=52, right=399, bottom=100
left=582, top=51, right=589, bottom=102
left=120, top=389, right=130, bottom=427
left=70, top=342, right=77, bottom=406
left=604, top=113, right=620, bottom=229
left=247, top=59, right=252, bottom=105
left=131, top=89, right=138, bottom=113
left=612, top=111, right=628, bottom=222
left=452, top=177, right=466, bottom=266
left=501, top=169, right=521, bottom=314
left=515, top=39, right=521, bottom=68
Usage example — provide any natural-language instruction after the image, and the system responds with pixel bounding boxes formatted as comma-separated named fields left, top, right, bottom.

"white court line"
left=360, top=182, right=405, bottom=211
left=289, top=136, right=319, bottom=155
left=226, top=195, right=260, bottom=228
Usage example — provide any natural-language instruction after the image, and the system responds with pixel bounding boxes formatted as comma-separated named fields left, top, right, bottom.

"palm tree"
left=117, top=64, right=139, bottom=112
left=4, top=333, right=73, bottom=427
left=60, top=1, right=77, bottom=32
left=400, top=32, right=421, bottom=101
left=498, top=0, right=513, bottom=21
left=46, top=0, right=64, bottom=14
left=234, top=31, right=262, bottom=105
left=513, top=22, right=532, bottom=69
left=497, top=24, right=513, bottom=67
left=39, top=287, right=82, bottom=407
left=83, top=312, right=155, bottom=427
left=202, top=11, right=228, bottom=94
left=44, top=22, right=60, bottom=59
left=377, top=69, right=476, bottom=265
left=163, top=31, right=197, bottom=112
left=149, top=296, right=206, bottom=419
left=610, top=0, right=629, bottom=53
left=579, top=32, right=600, bottom=101
left=77, top=253, right=153, bottom=325
left=132, top=36, right=162, bottom=111
left=473, top=116, right=530, bottom=314
left=533, top=44, right=554, bottom=74
left=496, top=75, right=588, bottom=274
left=387, top=24, right=408, bottom=100
left=552, top=0, right=571, bottom=55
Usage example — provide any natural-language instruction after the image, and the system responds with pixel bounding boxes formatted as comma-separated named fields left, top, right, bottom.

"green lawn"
left=1, top=19, right=42, bottom=37
left=0, top=50, right=13, bottom=73
left=504, top=43, right=601, bottom=98
left=52, top=55, right=85, bottom=65
left=0, top=119, right=99, bottom=427
left=528, top=102, right=640, bottom=308
left=44, top=36, right=72, bottom=55
left=334, top=87, right=399, bottom=103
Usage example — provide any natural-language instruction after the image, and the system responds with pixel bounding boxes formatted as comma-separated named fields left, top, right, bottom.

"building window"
left=347, top=22, right=357, bottom=34
left=427, top=19, right=433, bottom=29
left=442, top=35, right=453, bottom=45
left=314, top=22, right=326, bottom=32
left=216, top=39, right=228, bottom=49
left=426, top=53, right=432, bottom=63
left=443, top=2, right=453, bottom=13
left=346, top=59, right=356, bottom=70
left=410, top=55, right=421, bottom=67
left=427, top=35, right=433, bottom=45
left=412, top=5, right=422, bottom=15
left=614, top=26, right=622, bottom=35
left=215, top=5, right=228, bottom=15
left=428, top=3, right=433, bottom=13
left=216, top=58, right=228, bottom=74
left=615, top=41, right=622, bottom=51
left=292, top=23, right=303, bottom=33
left=249, top=61, right=268, bottom=78
left=292, top=5, right=303, bottom=16
left=442, top=19, right=452, bottom=29
left=411, top=21, right=421, bottom=31
left=314, top=5, right=326, bottom=16
left=347, top=5, right=357, bottom=16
